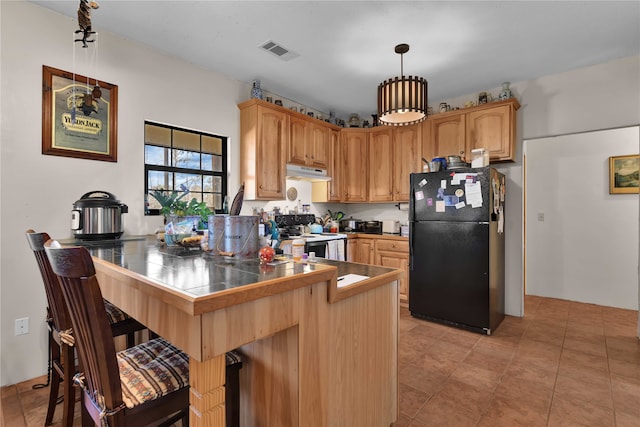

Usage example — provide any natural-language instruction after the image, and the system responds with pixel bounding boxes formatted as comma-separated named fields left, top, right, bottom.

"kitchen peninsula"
left=81, top=236, right=401, bottom=427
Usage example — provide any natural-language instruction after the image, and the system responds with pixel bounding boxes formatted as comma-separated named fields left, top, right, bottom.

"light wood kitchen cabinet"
left=423, top=113, right=466, bottom=162
left=466, top=99, right=519, bottom=162
left=346, top=238, right=356, bottom=262
left=287, top=115, right=308, bottom=166
left=354, top=238, right=376, bottom=264
left=423, top=99, right=519, bottom=163
left=287, top=117, right=330, bottom=169
left=308, top=122, right=330, bottom=168
left=239, top=100, right=288, bottom=200
left=368, top=127, right=394, bottom=202
left=375, top=239, right=410, bottom=305
left=341, top=129, right=368, bottom=202
left=368, top=124, right=422, bottom=202
left=393, top=124, right=423, bottom=201
left=311, top=129, right=341, bottom=202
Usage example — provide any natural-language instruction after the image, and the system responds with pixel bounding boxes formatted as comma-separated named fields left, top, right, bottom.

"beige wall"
left=0, top=1, right=247, bottom=386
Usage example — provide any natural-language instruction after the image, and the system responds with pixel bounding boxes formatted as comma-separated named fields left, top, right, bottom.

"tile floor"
left=1, top=295, right=639, bottom=427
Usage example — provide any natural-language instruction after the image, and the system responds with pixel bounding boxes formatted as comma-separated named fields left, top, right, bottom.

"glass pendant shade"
left=377, top=43, right=428, bottom=126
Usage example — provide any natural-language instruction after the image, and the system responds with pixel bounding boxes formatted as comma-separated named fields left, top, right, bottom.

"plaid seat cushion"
left=103, top=299, right=131, bottom=324
left=118, top=337, right=189, bottom=408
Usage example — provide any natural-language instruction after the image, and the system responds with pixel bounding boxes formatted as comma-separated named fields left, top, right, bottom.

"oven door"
left=305, top=240, right=328, bottom=258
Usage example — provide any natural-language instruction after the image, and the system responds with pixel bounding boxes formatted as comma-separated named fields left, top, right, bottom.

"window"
left=144, top=122, right=227, bottom=215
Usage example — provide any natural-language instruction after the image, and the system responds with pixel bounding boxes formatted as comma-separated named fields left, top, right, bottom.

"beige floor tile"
left=398, top=382, right=430, bottom=419
left=553, top=374, right=613, bottom=409
left=548, top=395, right=615, bottom=427
left=478, top=395, right=549, bottom=427
left=610, top=373, right=640, bottom=417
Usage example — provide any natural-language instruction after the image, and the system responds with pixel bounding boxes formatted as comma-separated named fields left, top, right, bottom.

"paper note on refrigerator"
left=452, top=173, right=477, bottom=185
left=465, top=182, right=483, bottom=208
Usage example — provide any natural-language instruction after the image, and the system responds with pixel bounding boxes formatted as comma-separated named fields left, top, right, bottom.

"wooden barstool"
left=26, top=230, right=147, bottom=426
left=44, top=239, right=190, bottom=427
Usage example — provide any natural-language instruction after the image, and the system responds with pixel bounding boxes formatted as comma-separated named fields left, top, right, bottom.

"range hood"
left=286, top=164, right=332, bottom=182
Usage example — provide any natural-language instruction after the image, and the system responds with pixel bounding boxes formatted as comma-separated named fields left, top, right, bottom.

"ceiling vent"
left=259, top=40, right=299, bottom=61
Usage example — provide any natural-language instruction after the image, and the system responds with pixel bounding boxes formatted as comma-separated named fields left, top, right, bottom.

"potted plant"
left=149, top=188, right=213, bottom=245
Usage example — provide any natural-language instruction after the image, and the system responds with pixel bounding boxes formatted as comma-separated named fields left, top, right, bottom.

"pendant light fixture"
left=377, top=43, right=428, bottom=126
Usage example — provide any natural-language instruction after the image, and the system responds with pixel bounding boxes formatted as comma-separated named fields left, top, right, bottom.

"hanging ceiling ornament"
left=377, top=44, right=428, bottom=126
left=74, top=0, right=100, bottom=48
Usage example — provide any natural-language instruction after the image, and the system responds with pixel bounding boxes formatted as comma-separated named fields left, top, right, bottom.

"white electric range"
left=300, top=233, right=347, bottom=260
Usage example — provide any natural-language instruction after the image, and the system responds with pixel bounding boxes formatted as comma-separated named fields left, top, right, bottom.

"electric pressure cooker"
left=71, top=191, right=128, bottom=240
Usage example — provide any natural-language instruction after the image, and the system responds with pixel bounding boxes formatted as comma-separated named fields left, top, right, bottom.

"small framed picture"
left=609, top=154, right=639, bottom=194
left=274, top=99, right=283, bottom=106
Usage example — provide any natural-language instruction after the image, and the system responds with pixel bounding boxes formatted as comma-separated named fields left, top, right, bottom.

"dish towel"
left=327, top=240, right=345, bottom=261
left=336, top=240, right=345, bottom=261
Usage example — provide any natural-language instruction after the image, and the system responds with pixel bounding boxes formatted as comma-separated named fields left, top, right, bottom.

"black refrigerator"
left=409, top=166, right=506, bottom=335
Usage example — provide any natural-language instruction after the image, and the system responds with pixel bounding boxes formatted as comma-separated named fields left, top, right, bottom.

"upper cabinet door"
left=393, top=124, right=422, bottom=201
left=287, top=115, right=308, bottom=166
left=287, top=117, right=330, bottom=169
left=368, top=127, right=394, bottom=202
left=308, top=123, right=330, bottom=169
left=466, top=103, right=515, bottom=162
left=342, top=130, right=368, bottom=202
left=255, top=106, right=288, bottom=199
left=424, top=114, right=467, bottom=161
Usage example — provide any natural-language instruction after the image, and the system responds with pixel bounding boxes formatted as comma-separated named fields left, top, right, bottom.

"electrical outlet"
left=537, top=212, right=545, bottom=222
left=15, top=317, right=29, bottom=336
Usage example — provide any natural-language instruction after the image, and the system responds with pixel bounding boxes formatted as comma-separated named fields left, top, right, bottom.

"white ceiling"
left=30, top=1, right=640, bottom=120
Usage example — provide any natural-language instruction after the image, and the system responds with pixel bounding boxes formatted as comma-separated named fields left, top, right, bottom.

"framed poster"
left=42, top=65, right=118, bottom=162
left=609, top=154, right=639, bottom=194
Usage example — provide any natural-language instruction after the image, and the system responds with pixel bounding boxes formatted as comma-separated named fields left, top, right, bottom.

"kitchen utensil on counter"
left=328, top=210, right=344, bottom=221
left=229, top=183, right=245, bottom=215
left=71, top=191, right=128, bottom=240
left=422, top=157, right=430, bottom=172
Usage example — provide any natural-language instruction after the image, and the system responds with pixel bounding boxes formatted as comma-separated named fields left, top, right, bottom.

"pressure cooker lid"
left=74, top=191, right=128, bottom=211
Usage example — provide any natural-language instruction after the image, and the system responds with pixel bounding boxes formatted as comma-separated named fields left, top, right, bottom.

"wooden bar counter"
left=75, top=236, right=400, bottom=427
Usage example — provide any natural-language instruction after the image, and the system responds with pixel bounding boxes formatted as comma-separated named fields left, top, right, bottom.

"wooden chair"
left=44, top=239, right=190, bottom=426
left=25, top=230, right=147, bottom=427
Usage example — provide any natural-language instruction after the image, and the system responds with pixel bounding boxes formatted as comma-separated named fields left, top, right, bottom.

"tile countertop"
left=66, top=235, right=401, bottom=310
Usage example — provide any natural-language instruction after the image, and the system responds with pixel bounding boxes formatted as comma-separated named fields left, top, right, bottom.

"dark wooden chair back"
left=44, top=240, right=126, bottom=424
left=25, top=230, right=71, bottom=332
